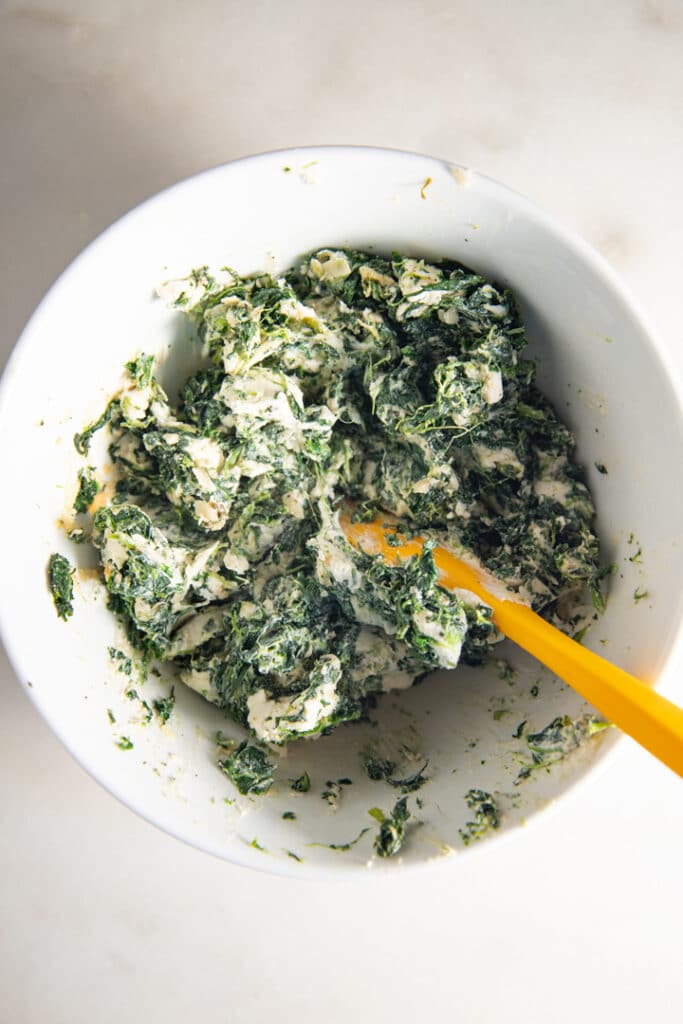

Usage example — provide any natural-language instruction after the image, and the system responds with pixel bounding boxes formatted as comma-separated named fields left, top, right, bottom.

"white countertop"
left=1, top=2, right=682, bottom=1021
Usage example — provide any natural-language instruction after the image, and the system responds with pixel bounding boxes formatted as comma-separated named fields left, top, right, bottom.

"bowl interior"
left=1, top=147, right=682, bottom=875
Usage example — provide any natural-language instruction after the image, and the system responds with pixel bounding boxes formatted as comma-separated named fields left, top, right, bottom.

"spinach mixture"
left=47, top=247, right=613, bottom=855
left=60, top=248, right=604, bottom=754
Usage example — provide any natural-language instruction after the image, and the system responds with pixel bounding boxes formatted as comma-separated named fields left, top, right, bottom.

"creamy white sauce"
left=412, top=609, right=462, bottom=669
left=120, top=384, right=153, bottom=423
left=246, top=677, right=340, bottom=742
left=437, top=306, right=459, bottom=325
left=168, top=610, right=224, bottom=656
left=473, top=444, right=524, bottom=475
left=185, top=436, right=224, bottom=471
left=397, top=259, right=441, bottom=296
left=102, top=535, right=129, bottom=571
left=359, top=265, right=397, bottom=295
left=349, top=596, right=397, bottom=634
left=193, top=498, right=228, bottom=529
left=223, top=550, right=250, bottom=574
left=481, top=368, right=503, bottom=405
left=180, top=668, right=220, bottom=704
left=309, top=250, right=351, bottom=281
left=279, top=297, right=324, bottom=330
left=282, top=488, right=307, bottom=519
left=534, top=479, right=573, bottom=504
left=351, top=628, right=416, bottom=691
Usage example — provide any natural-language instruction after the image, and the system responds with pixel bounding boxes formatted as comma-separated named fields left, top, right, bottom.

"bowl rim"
left=2, top=143, right=682, bottom=880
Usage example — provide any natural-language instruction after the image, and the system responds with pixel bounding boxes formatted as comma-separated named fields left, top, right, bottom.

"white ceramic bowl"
left=1, top=147, right=682, bottom=877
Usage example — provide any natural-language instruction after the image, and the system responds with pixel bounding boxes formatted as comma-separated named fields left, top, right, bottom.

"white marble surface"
left=1, top=2, right=682, bottom=1021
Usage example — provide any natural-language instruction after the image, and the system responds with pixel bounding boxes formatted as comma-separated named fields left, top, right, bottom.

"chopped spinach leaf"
left=108, top=647, right=133, bottom=675
left=291, top=772, right=311, bottom=793
left=320, top=827, right=371, bottom=852
left=362, top=753, right=429, bottom=793
left=48, top=553, right=75, bottom=620
left=218, top=740, right=274, bottom=795
left=515, top=714, right=610, bottom=783
left=374, top=796, right=411, bottom=858
left=73, top=467, right=99, bottom=513
left=152, top=687, right=175, bottom=723
left=74, top=402, right=114, bottom=455
left=321, top=781, right=343, bottom=808
left=459, top=789, right=499, bottom=845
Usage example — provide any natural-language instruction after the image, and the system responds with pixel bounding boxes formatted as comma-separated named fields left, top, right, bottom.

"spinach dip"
left=70, top=249, right=604, bottom=745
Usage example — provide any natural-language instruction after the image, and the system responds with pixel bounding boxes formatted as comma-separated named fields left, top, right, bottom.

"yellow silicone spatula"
left=339, top=508, right=683, bottom=778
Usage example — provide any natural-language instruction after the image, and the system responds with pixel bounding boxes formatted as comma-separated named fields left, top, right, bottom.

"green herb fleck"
left=513, top=720, right=527, bottom=739
left=74, top=402, right=114, bottom=455
left=282, top=811, right=296, bottom=820
left=374, top=796, right=410, bottom=858
left=590, top=584, right=607, bottom=615
left=124, top=353, right=155, bottom=387
left=634, top=587, right=649, bottom=603
left=459, top=789, right=499, bottom=846
left=364, top=756, right=396, bottom=781
left=73, top=467, right=99, bottom=513
left=48, top=553, right=75, bottom=620
left=321, top=782, right=342, bottom=807
left=573, top=624, right=590, bottom=644
left=324, top=827, right=370, bottom=852
left=107, top=708, right=116, bottom=725
left=152, top=687, right=175, bottom=723
left=594, top=462, right=608, bottom=475
left=362, top=754, right=429, bottom=793
left=216, top=730, right=236, bottom=751
left=116, top=736, right=134, bottom=750
left=108, top=647, right=133, bottom=675
left=291, top=772, right=311, bottom=793
left=287, top=850, right=302, bottom=861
